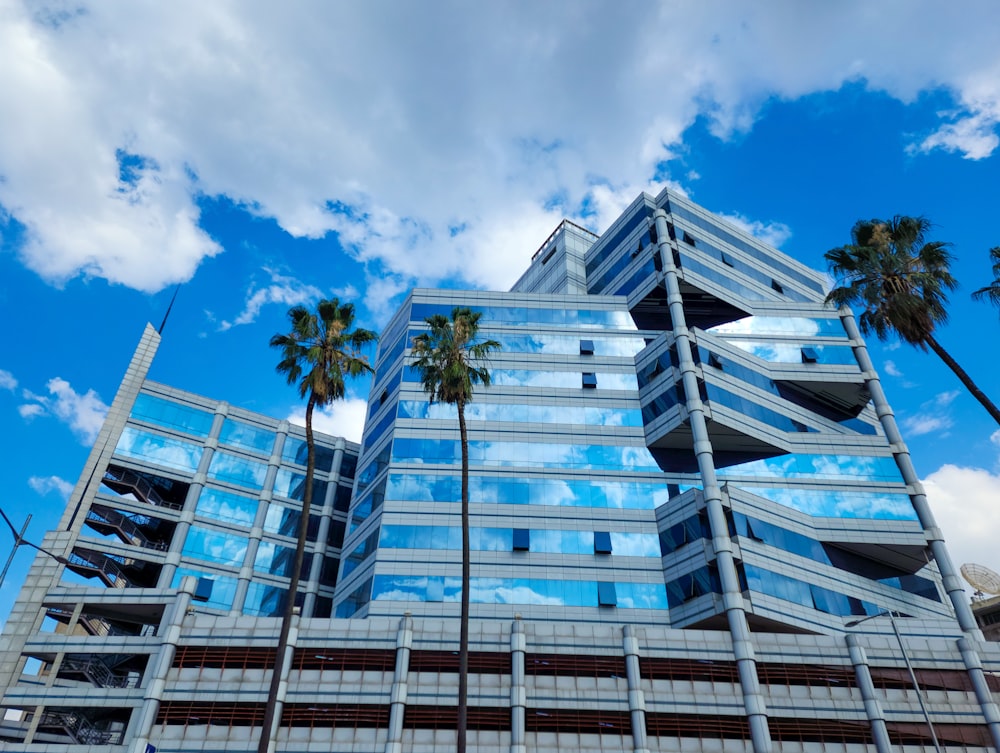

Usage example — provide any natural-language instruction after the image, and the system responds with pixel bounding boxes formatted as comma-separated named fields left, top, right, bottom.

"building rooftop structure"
left=2, top=186, right=999, bottom=753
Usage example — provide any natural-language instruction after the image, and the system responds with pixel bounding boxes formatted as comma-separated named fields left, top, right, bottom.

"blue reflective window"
left=397, top=400, right=642, bottom=428
left=725, top=341, right=858, bottom=366
left=195, top=487, right=258, bottom=526
left=334, top=577, right=372, bottom=618
left=181, top=526, right=248, bottom=567
left=390, top=439, right=660, bottom=472
left=708, top=316, right=847, bottom=338
left=219, top=419, right=275, bottom=454
left=243, top=582, right=287, bottom=616
left=280, top=437, right=335, bottom=473
left=115, top=427, right=204, bottom=472
left=264, top=504, right=301, bottom=538
left=718, top=454, right=903, bottom=483
left=207, top=451, right=267, bottom=489
left=667, top=202, right=825, bottom=294
left=254, top=541, right=298, bottom=576
left=666, top=566, right=722, bottom=607
left=735, top=486, right=915, bottom=520
left=371, top=574, right=666, bottom=610
left=410, top=302, right=636, bottom=330
left=131, top=393, right=214, bottom=437
left=384, top=473, right=670, bottom=511
left=171, top=567, right=238, bottom=611
left=273, top=469, right=328, bottom=504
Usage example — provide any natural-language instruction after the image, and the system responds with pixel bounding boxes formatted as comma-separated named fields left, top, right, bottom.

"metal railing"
left=102, top=467, right=181, bottom=510
left=38, top=710, right=124, bottom=745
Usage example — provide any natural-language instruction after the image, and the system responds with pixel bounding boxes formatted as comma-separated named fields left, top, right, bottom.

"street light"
left=0, top=507, right=69, bottom=590
left=846, top=611, right=942, bottom=753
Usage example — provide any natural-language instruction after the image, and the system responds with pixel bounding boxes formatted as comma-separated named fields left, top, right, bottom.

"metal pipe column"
left=654, top=208, right=772, bottom=753
left=840, top=310, right=980, bottom=636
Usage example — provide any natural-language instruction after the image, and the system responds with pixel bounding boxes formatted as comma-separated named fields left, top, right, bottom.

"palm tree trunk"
left=457, top=396, right=469, bottom=753
left=925, top=334, right=1000, bottom=426
left=258, top=393, right=317, bottom=753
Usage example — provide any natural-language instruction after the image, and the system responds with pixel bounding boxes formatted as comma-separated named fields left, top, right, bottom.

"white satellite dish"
left=961, top=563, right=1000, bottom=597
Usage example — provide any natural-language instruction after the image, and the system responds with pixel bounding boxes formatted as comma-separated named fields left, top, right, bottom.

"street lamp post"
left=846, top=611, right=942, bottom=753
left=0, top=507, right=69, bottom=590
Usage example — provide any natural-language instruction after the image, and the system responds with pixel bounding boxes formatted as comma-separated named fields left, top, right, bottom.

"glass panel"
left=131, top=393, right=214, bottom=437
left=264, top=504, right=301, bottom=538
left=737, top=486, right=916, bottom=520
left=718, top=454, right=903, bottom=483
left=281, top=436, right=335, bottom=473
left=195, top=487, right=258, bottom=526
left=208, top=451, right=268, bottom=490
left=254, top=541, right=298, bottom=576
left=219, top=419, right=275, bottom=454
left=243, top=582, right=287, bottom=616
left=171, top=567, right=238, bottom=611
left=274, top=469, right=328, bottom=503
left=182, top=526, right=248, bottom=567
left=115, top=427, right=203, bottom=472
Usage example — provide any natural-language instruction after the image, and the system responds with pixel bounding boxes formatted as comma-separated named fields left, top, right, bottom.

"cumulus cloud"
left=883, top=360, right=903, bottom=377
left=924, top=464, right=1000, bottom=590
left=0, top=369, right=16, bottom=391
left=2, top=2, right=1000, bottom=301
left=716, top=212, right=792, bottom=249
left=220, top=267, right=324, bottom=331
left=901, top=390, right=960, bottom=437
left=28, top=475, right=74, bottom=499
left=287, top=396, right=368, bottom=444
left=18, top=378, right=108, bottom=444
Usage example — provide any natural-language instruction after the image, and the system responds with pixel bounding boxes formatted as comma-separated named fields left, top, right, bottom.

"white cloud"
left=716, top=212, right=792, bottom=249
left=0, top=369, right=16, bottom=391
left=901, top=390, right=960, bottom=436
left=17, top=377, right=108, bottom=444
left=287, top=397, right=369, bottom=444
left=28, top=475, right=74, bottom=499
left=2, top=2, right=1000, bottom=301
left=883, top=360, right=903, bottom=377
left=17, top=403, right=44, bottom=420
left=924, top=464, right=1000, bottom=593
left=220, top=267, right=324, bottom=331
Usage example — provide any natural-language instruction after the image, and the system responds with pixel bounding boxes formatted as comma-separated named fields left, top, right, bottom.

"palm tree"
left=258, top=299, right=377, bottom=753
left=825, top=216, right=1000, bottom=425
left=410, top=307, right=500, bottom=753
left=972, top=246, right=1000, bottom=313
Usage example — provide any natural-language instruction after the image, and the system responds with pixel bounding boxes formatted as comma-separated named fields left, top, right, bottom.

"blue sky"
left=2, top=1, right=1000, bottom=622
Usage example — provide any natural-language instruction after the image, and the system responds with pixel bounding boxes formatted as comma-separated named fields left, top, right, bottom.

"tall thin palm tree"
left=825, top=216, right=1000, bottom=425
left=410, top=307, right=500, bottom=753
left=972, top=246, right=1000, bottom=314
left=258, top=299, right=377, bottom=753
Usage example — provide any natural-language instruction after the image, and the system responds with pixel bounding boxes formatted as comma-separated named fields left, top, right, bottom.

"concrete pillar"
left=510, top=616, right=526, bottom=753
left=654, top=208, right=772, bottom=753
left=128, top=575, right=196, bottom=753
left=957, top=636, right=1000, bottom=751
left=846, top=634, right=893, bottom=753
left=623, top=625, right=649, bottom=753
left=840, top=310, right=982, bottom=636
left=385, top=612, right=413, bottom=753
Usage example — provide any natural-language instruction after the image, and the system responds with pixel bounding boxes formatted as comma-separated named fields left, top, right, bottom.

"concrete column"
left=128, top=575, right=196, bottom=753
left=623, top=625, right=649, bottom=753
left=510, top=616, right=526, bottom=753
left=957, top=636, right=1000, bottom=750
left=385, top=612, right=413, bottom=753
left=654, top=208, right=772, bottom=753
left=846, top=634, right=893, bottom=753
left=840, top=311, right=981, bottom=636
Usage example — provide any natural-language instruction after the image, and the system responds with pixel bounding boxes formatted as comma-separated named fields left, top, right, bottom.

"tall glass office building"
left=2, top=187, right=999, bottom=753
